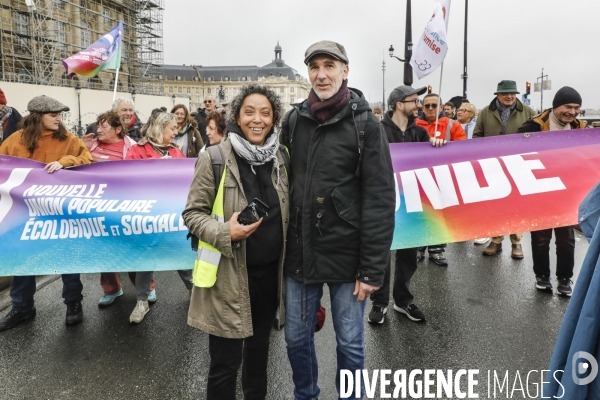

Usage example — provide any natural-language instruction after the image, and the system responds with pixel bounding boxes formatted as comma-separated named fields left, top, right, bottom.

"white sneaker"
left=129, top=300, right=149, bottom=324
left=473, top=238, right=490, bottom=245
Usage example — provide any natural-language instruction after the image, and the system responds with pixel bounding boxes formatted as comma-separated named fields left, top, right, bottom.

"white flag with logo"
left=410, top=0, right=451, bottom=80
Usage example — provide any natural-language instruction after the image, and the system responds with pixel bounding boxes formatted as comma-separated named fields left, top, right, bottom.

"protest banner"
left=2, top=129, right=600, bottom=276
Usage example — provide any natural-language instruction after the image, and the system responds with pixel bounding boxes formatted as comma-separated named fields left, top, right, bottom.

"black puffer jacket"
left=281, top=88, right=395, bottom=287
left=381, top=111, right=430, bottom=144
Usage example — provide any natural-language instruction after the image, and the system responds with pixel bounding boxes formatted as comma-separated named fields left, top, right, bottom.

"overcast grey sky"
left=164, top=0, right=600, bottom=111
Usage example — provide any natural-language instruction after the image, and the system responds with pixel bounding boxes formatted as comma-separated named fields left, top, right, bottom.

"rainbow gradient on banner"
left=2, top=129, right=600, bottom=275
left=390, top=128, right=600, bottom=249
left=62, top=21, right=122, bottom=78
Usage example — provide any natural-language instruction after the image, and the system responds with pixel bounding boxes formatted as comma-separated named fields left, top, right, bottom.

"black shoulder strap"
left=351, top=104, right=369, bottom=177
left=286, top=108, right=299, bottom=146
left=206, top=144, right=224, bottom=192
left=278, top=144, right=290, bottom=173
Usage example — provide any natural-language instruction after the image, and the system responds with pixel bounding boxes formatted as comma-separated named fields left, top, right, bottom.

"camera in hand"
left=237, top=198, right=269, bottom=225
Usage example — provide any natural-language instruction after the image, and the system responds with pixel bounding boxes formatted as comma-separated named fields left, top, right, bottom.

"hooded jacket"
left=0, top=129, right=92, bottom=166
left=1, top=106, right=22, bottom=142
left=416, top=113, right=467, bottom=141
left=381, top=111, right=430, bottom=144
left=281, top=88, right=395, bottom=287
left=473, top=98, right=535, bottom=138
left=183, top=136, right=289, bottom=338
left=517, top=109, right=586, bottom=133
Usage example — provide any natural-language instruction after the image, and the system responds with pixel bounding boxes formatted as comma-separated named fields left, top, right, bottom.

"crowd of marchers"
left=0, top=39, right=589, bottom=400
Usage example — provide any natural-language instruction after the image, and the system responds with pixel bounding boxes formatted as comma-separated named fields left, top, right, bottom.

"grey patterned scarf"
left=495, top=99, right=516, bottom=130
left=228, top=131, right=281, bottom=186
left=0, top=106, right=12, bottom=142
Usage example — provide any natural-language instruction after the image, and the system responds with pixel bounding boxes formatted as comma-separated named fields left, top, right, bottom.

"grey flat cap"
left=27, top=95, right=70, bottom=113
left=304, top=40, right=349, bottom=65
left=388, top=86, right=427, bottom=109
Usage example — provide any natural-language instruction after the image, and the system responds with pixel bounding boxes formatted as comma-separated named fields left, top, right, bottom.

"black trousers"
left=206, top=263, right=279, bottom=400
left=417, top=244, right=446, bottom=253
left=370, top=248, right=418, bottom=308
left=531, top=227, right=575, bottom=279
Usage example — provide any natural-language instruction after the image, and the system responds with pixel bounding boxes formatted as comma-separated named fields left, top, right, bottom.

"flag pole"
left=434, top=62, right=444, bottom=138
left=112, top=68, right=119, bottom=103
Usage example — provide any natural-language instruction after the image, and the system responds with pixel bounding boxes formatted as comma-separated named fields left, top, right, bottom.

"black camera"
left=237, top=198, right=269, bottom=225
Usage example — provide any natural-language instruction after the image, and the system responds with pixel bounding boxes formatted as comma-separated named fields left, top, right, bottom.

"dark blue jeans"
left=284, top=275, right=366, bottom=400
left=10, top=274, right=83, bottom=312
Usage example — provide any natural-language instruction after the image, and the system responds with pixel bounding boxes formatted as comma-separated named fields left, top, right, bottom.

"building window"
left=81, top=23, right=91, bottom=48
left=169, top=87, right=173, bottom=93
left=187, top=87, right=191, bottom=93
left=207, top=88, right=211, bottom=94
left=16, top=13, right=29, bottom=35
left=290, top=87, right=295, bottom=93
left=56, top=21, right=67, bottom=57
left=196, top=88, right=200, bottom=94
left=103, top=8, right=111, bottom=25
left=207, top=77, right=213, bottom=82
left=280, top=87, right=285, bottom=93
left=290, top=95, right=295, bottom=103
left=233, top=88, right=238, bottom=95
left=241, top=76, right=247, bottom=81
left=178, top=87, right=182, bottom=93
left=224, top=76, right=230, bottom=81
left=195, top=96, right=200, bottom=103
left=54, top=0, right=65, bottom=9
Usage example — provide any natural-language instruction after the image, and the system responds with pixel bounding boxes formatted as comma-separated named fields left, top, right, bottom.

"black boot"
left=66, top=301, right=83, bottom=326
left=0, top=308, right=36, bottom=332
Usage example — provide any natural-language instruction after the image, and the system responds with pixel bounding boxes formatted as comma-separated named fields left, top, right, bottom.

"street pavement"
left=0, top=232, right=589, bottom=399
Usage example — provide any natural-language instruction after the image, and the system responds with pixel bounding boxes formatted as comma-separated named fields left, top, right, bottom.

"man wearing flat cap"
left=473, top=80, right=535, bottom=259
left=281, top=40, right=395, bottom=398
left=517, top=86, right=585, bottom=297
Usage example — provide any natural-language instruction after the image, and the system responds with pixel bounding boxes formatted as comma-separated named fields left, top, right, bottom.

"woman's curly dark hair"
left=226, top=84, right=283, bottom=129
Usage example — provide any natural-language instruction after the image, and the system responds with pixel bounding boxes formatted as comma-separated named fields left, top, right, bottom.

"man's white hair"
left=112, top=97, right=135, bottom=111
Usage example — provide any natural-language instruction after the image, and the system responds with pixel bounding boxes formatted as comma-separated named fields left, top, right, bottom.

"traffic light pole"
left=462, top=0, right=468, bottom=100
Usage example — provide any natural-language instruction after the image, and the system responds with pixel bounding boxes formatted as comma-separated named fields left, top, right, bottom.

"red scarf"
left=128, top=114, right=137, bottom=127
left=307, top=79, right=350, bottom=124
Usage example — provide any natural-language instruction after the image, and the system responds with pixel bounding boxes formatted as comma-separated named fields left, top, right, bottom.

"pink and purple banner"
left=1, top=128, right=600, bottom=276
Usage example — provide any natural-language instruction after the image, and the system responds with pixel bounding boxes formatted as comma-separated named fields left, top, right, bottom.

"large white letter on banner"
left=0, top=168, right=33, bottom=226
left=453, top=158, right=512, bottom=203
left=501, top=153, right=566, bottom=195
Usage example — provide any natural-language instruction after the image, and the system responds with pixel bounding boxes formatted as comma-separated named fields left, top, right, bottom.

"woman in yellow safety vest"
left=183, top=84, right=289, bottom=400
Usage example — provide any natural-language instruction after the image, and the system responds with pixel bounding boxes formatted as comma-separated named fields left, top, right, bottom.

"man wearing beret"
left=281, top=40, right=395, bottom=399
left=517, top=86, right=585, bottom=297
left=0, top=88, right=23, bottom=144
left=473, top=80, right=535, bottom=259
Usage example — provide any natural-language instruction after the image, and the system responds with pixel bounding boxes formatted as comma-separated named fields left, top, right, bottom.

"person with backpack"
left=280, top=40, right=395, bottom=399
left=182, top=84, right=289, bottom=400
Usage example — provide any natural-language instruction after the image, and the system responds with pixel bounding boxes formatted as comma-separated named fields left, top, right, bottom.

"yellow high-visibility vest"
left=192, top=165, right=226, bottom=288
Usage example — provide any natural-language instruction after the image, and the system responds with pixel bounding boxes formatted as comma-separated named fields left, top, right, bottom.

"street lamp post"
left=75, top=83, right=82, bottom=136
left=132, top=89, right=136, bottom=103
left=462, top=0, right=469, bottom=100
left=218, top=85, right=225, bottom=104
left=388, top=0, right=414, bottom=86
left=382, top=60, right=386, bottom=111
left=172, top=94, right=176, bottom=106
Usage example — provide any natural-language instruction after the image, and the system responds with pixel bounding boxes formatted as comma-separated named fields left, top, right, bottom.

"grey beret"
left=27, top=95, right=70, bottom=113
left=304, top=40, right=349, bottom=65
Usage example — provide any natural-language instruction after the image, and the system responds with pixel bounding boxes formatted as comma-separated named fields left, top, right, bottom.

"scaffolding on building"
left=0, top=0, right=164, bottom=95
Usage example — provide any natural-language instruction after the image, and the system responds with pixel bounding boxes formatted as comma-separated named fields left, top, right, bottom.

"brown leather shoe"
left=511, top=244, right=524, bottom=259
left=483, top=242, right=502, bottom=256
